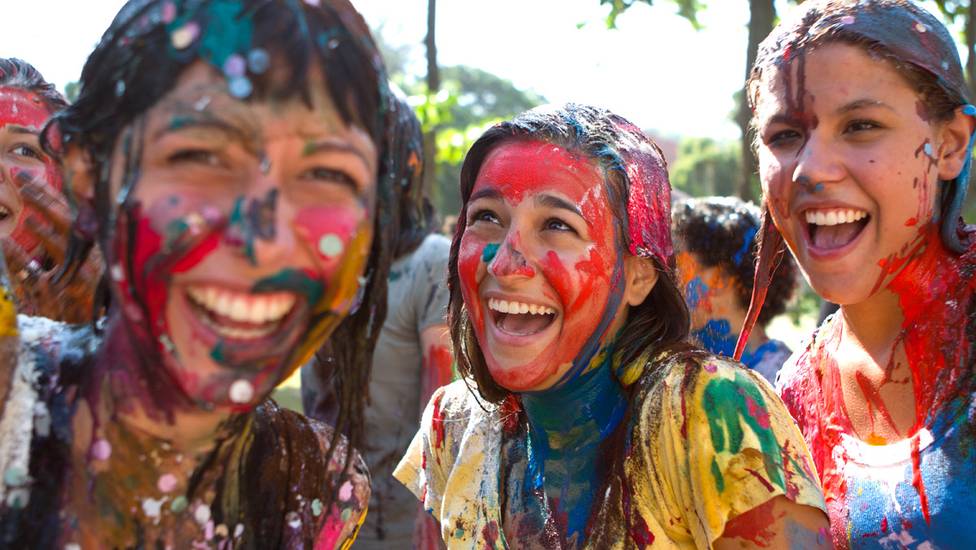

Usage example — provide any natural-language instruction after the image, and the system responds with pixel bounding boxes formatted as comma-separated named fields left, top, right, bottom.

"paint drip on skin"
left=782, top=223, right=976, bottom=540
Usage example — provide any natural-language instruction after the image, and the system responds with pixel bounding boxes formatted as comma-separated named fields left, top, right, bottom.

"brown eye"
left=302, top=167, right=358, bottom=191
left=11, top=144, right=43, bottom=161
left=544, top=217, right=575, bottom=234
left=167, top=149, right=221, bottom=167
left=471, top=209, right=500, bottom=225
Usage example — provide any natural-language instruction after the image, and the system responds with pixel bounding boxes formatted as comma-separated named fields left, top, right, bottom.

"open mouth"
left=804, top=208, right=870, bottom=251
left=186, top=284, right=299, bottom=342
left=488, top=298, right=557, bottom=336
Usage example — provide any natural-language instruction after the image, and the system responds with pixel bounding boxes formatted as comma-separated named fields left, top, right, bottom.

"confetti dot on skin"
left=3, top=466, right=28, bottom=486
left=161, top=1, right=176, bottom=23
left=229, top=379, right=254, bottom=404
left=223, top=54, right=246, bottom=78
left=247, top=48, right=271, bottom=74
left=311, top=498, right=323, bottom=517
left=228, top=76, right=253, bottom=99
left=142, top=497, right=164, bottom=519
left=194, top=503, right=211, bottom=525
left=171, top=22, right=200, bottom=50
left=170, top=495, right=188, bottom=513
left=338, top=481, right=353, bottom=501
left=318, top=234, right=344, bottom=258
left=91, top=439, right=112, bottom=461
left=157, top=473, right=178, bottom=493
left=286, top=511, right=301, bottom=529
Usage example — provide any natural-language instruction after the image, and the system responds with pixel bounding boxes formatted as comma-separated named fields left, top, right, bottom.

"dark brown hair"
left=0, top=58, right=68, bottom=114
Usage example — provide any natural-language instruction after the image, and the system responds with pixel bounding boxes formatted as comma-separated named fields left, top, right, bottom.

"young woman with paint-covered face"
left=0, top=59, right=100, bottom=324
left=744, top=0, right=976, bottom=547
left=0, top=1, right=405, bottom=548
left=395, top=104, right=830, bottom=549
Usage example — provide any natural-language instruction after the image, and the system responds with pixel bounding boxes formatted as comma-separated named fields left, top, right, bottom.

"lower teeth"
left=199, top=313, right=276, bottom=340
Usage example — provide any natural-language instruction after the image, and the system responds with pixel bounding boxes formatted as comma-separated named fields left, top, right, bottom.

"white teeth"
left=488, top=298, right=555, bottom=316
left=186, top=285, right=297, bottom=332
left=805, top=208, right=868, bottom=226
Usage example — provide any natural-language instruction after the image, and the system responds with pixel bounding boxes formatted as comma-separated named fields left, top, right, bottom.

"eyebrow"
left=301, top=139, right=373, bottom=168
left=469, top=187, right=503, bottom=202
left=152, top=111, right=254, bottom=147
left=837, top=98, right=895, bottom=114
left=534, top=193, right=583, bottom=217
left=6, top=125, right=40, bottom=135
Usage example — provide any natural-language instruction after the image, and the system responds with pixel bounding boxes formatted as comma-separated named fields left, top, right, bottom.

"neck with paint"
left=520, top=345, right=627, bottom=543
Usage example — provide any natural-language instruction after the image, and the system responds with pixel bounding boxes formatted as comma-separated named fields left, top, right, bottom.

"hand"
left=2, top=179, right=102, bottom=324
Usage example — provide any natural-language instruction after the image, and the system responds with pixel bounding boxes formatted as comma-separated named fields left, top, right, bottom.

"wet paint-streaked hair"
left=43, top=0, right=397, bottom=494
left=0, top=58, right=68, bottom=116
left=737, top=0, right=973, bottom=357
left=449, top=103, right=690, bottom=403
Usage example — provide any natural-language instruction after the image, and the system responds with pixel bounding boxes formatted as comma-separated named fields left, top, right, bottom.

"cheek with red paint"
left=292, top=203, right=370, bottom=311
left=457, top=230, right=489, bottom=334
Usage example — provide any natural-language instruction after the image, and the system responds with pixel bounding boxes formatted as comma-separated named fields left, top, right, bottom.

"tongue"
left=813, top=221, right=864, bottom=249
left=498, top=312, right=553, bottom=336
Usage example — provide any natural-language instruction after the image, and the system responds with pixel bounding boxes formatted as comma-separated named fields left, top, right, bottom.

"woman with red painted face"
left=394, top=103, right=829, bottom=548
left=743, top=0, right=976, bottom=547
left=0, top=58, right=100, bottom=323
left=0, top=1, right=409, bottom=548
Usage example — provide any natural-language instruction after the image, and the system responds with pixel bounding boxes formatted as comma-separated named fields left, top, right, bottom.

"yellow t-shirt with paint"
left=394, top=349, right=826, bottom=548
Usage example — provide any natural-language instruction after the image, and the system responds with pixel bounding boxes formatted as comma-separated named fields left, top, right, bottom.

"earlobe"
left=624, top=256, right=659, bottom=307
left=936, top=106, right=976, bottom=181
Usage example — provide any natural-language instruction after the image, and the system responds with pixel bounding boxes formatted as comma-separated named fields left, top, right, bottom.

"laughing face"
left=102, top=62, right=377, bottom=408
left=0, top=87, right=61, bottom=246
left=457, top=140, right=639, bottom=392
left=755, top=43, right=968, bottom=305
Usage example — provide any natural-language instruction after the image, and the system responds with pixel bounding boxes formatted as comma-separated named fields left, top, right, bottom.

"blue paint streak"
left=693, top=318, right=736, bottom=358
left=685, top=276, right=709, bottom=309
left=732, top=226, right=757, bottom=267
left=521, top=350, right=626, bottom=543
left=482, top=242, right=500, bottom=264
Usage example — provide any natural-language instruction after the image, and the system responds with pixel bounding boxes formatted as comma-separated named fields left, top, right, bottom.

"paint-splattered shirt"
left=777, top=314, right=976, bottom=550
left=394, top=350, right=826, bottom=548
left=0, top=315, right=370, bottom=549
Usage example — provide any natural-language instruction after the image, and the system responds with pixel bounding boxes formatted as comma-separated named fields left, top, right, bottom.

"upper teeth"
left=805, top=209, right=868, bottom=226
left=488, top=298, right=555, bottom=315
left=186, top=285, right=296, bottom=324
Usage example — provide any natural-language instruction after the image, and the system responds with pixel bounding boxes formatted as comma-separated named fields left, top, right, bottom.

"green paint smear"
left=482, top=242, right=499, bottom=264
left=703, top=371, right=785, bottom=492
left=210, top=340, right=227, bottom=363
left=164, top=218, right=191, bottom=251
left=252, top=269, right=324, bottom=305
left=710, top=457, right=725, bottom=493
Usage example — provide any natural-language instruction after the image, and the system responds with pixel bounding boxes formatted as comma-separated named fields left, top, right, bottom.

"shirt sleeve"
left=413, top=235, right=451, bottom=333
left=656, top=357, right=826, bottom=546
left=393, top=384, right=452, bottom=521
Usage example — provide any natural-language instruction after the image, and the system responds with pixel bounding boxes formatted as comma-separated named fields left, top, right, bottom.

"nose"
left=488, top=230, right=536, bottom=280
left=224, top=185, right=299, bottom=266
left=791, top=133, right=844, bottom=193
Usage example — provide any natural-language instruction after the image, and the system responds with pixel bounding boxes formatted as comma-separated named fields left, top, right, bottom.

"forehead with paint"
left=58, top=0, right=388, bottom=410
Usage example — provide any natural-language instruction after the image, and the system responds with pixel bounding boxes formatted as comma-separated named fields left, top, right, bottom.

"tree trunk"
left=967, top=1, right=976, bottom=99
left=736, top=0, right=776, bottom=201
left=423, top=0, right=440, bottom=205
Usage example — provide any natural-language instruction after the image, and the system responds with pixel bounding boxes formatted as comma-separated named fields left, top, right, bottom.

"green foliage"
left=375, top=31, right=545, bottom=217
left=600, top=0, right=705, bottom=29
left=931, top=0, right=970, bottom=22
left=671, top=138, right=741, bottom=197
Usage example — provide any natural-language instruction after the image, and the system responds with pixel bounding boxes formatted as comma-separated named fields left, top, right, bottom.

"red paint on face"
left=0, top=87, right=63, bottom=252
left=457, top=140, right=620, bottom=391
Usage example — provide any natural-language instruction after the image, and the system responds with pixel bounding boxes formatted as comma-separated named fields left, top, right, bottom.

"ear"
left=623, top=255, right=659, bottom=307
left=936, top=106, right=976, bottom=181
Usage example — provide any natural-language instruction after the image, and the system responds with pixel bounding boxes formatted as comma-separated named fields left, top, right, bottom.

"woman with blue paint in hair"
left=0, top=0, right=412, bottom=547
left=672, top=196, right=799, bottom=383
left=395, top=103, right=830, bottom=548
